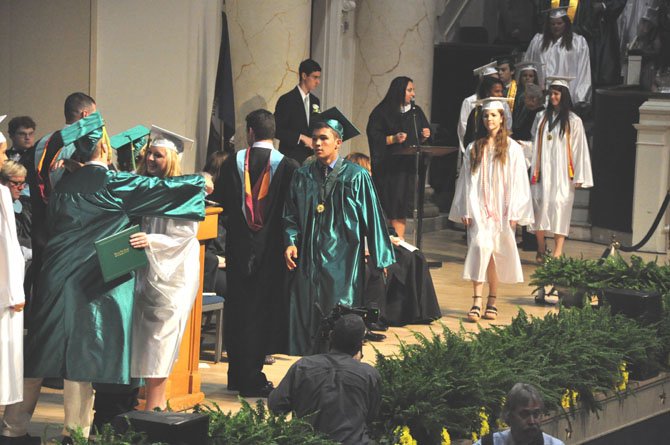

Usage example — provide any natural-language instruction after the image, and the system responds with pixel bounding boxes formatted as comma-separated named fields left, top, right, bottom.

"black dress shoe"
left=367, top=321, right=388, bottom=332
left=0, top=434, right=42, bottom=445
left=239, top=381, right=274, bottom=398
left=364, top=330, right=386, bottom=342
left=61, top=436, right=74, bottom=445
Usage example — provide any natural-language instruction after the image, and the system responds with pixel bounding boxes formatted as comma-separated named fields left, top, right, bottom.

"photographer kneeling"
left=268, top=314, right=381, bottom=445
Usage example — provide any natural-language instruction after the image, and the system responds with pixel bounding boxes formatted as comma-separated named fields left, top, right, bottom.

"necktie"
left=304, top=95, right=310, bottom=125
left=321, top=163, right=329, bottom=178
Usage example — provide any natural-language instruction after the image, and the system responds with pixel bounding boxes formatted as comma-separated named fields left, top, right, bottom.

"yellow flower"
left=479, top=407, right=490, bottom=436
left=616, top=362, right=629, bottom=391
left=496, top=397, right=508, bottom=429
left=441, top=427, right=451, bottom=445
left=394, top=425, right=417, bottom=445
left=560, top=389, right=579, bottom=410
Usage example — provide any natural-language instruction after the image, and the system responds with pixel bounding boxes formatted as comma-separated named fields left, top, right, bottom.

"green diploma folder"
left=95, top=225, right=148, bottom=282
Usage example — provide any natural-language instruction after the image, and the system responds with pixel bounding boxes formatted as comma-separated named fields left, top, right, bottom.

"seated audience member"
left=474, top=383, right=564, bottom=445
left=202, top=149, right=228, bottom=298
left=0, top=161, right=33, bottom=303
left=7, top=116, right=36, bottom=168
left=346, top=152, right=441, bottom=327
left=268, top=314, right=381, bottom=445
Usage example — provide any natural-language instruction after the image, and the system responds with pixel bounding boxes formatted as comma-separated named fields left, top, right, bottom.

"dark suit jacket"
left=274, top=86, right=320, bottom=164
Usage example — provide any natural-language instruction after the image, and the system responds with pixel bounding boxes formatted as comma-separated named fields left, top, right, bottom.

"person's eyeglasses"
left=8, top=180, right=26, bottom=188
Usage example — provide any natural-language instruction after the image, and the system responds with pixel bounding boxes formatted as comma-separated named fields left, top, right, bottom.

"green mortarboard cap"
left=60, top=111, right=105, bottom=156
left=314, top=107, right=361, bottom=142
left=110, top=125, right=150, bottom=153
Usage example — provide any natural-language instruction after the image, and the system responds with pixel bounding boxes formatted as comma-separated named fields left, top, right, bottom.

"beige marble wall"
left=353, top=0, right=437, bottom=152
left=226, top=0, right=312, bottom=148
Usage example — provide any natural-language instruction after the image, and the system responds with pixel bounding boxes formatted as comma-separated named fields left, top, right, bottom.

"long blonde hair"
left=470, top=111, right=509, bottom=174
left=136, top=144, right=182, bottom=178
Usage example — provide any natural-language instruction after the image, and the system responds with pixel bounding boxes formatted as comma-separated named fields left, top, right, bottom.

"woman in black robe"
left=366, top=76, right=431, bottom=239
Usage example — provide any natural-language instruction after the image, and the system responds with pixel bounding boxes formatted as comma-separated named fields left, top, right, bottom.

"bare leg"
left=535, top=230, right=546, bottom=262
left=553, top=234, right=566, bottom=257
left=144, top=378, right=168, bottom=411
left=62, top=380, right=94, bottom=438
left=486, top=257, right=498, bottom=297
left=483, top=258, right=499, bottom=320
left=2, top=378, right=43, bottom=438
left=390, top=219, right=406, bottom=239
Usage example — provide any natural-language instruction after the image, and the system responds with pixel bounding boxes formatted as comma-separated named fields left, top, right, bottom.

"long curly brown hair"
left=470, top=109, right=509, bottom=174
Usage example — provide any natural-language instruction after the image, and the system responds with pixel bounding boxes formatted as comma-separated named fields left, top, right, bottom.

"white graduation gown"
left=524, top=33, right=592, bottom=104
left=131, top=217, right=200, bottom=378
left=449, top=139, right=534, bottom=283
left=529, top=111, right=593, bottom=236
left=0, top=185, right=25, bottom=405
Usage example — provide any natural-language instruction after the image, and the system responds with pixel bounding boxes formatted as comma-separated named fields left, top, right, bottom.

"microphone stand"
left=409, top=100, right=423, bottom=247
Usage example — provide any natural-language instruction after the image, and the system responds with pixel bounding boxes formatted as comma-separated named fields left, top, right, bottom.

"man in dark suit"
left=274, top=58, right=321, bottom=164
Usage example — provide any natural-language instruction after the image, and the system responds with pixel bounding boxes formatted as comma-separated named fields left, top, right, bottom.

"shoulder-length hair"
left=545, top=85, right=573, bottom=137
left=136, top=144, right=182, bottom=178
left=541, top=15, right=573, bottom=51
left=470, top=107, right=510, bottom=173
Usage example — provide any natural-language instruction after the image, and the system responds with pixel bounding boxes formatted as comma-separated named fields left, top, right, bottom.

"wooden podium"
left=139, top=206, right=223, bottom=411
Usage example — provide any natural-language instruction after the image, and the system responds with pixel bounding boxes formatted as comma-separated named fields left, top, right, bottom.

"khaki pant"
left=2, top=378, right=94, bottom=438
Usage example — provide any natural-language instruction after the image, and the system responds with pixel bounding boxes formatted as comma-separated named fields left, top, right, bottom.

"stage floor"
left=3, top=227, right=667, bottom=441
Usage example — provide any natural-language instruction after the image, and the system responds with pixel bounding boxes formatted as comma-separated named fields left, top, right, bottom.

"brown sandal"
left=467, top=306, right=481, bottom=322
left=483, top=296, right=498, bottom=320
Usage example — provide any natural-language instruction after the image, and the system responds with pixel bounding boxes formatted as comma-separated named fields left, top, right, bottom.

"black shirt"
left=268, top=352, right=381, bottom=445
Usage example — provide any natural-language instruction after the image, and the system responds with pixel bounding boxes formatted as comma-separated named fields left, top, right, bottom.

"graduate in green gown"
left=283, top=108, right=395, bottom=356
left=24, top=112, right=207, bottom=385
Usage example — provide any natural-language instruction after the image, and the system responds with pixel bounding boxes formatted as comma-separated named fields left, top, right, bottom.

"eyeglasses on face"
left=8, top=179, right=26, bottom=188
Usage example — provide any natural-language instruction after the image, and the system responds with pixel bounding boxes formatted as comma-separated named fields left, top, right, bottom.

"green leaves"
left=373, top=307, right=662, bottom=442
left=195, top=399, right=338, bottom=445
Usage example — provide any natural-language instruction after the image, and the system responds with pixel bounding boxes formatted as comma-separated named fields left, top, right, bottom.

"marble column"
left=632, top=98, right=670, bottom=253
left=225, top=0, right=311, bottom=149
left=352, top=0, right=437, bottom=146
left=353, top=0, right=439, bottom=222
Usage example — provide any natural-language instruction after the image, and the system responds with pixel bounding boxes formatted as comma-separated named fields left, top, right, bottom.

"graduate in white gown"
left=524, top=7, right=592, bottom=105
left=0, top=124, right=26, bottom=406
left=529, top=76, right=593, bottom=261
left=130, top=127, right=213, bottom=410
left=449, top=99, right=533, bottom=323
left=457, top=62, right=512, bottom=154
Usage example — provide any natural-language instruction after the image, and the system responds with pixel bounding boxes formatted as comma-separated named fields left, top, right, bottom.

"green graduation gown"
left=24, top=164, right=205, bottom=384
left=283, top=159, right=395, bottom=356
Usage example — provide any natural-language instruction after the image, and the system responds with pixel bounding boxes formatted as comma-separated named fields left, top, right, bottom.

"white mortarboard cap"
left=546, top=75, right=575, bottom=89
left=149, top=125, right=194, bottom=154
left=473, top=61, right=499, bottom=78
left=516, top=62, right=539, bottom=73
left=544, top=6, right=569, bottom=19
left=475, top=97, right=513, bottom=111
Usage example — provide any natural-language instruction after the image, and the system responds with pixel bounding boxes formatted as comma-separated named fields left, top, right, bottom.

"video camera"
left=313, top=304, right=382, bottom=354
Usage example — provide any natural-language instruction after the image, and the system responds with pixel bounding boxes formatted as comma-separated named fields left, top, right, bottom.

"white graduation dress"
left=449, top=139, right=534, bottom=283
left=131, top=217, right=200, bottom=378
left=0, top=184, right=25, bottom=405
left=529, top=111, right=593, bottom=237
left=524, top=33, right=592, bottom=104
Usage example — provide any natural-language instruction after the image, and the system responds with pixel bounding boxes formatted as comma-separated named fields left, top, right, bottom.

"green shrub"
left=373, top=306, right=662, bottom=443
left=195, top=399, right=338, bottom=445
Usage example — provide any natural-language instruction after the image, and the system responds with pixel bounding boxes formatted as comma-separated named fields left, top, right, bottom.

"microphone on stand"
left=410, top=98, right=416, bottom=111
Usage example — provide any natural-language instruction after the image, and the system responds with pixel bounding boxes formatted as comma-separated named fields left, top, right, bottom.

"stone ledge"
left=541, top=372, right=670, bottom=444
